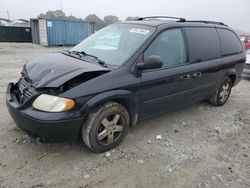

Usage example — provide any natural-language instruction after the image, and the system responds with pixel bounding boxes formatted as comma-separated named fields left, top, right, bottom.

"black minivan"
left=6, top=17, right=246, bottom=152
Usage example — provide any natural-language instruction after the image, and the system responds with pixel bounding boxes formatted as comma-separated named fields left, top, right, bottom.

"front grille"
left=18, top=78, right=36, bottom=103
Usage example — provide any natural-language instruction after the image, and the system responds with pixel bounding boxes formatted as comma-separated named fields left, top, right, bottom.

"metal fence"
left=0, top=26, right=32, bottom=42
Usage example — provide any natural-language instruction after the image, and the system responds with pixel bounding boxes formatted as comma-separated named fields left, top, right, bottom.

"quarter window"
left=217, top=29, right=243, bottom=56
left=144, top=29, right=187, bottom=67
left=184, top=27, right=220, bottom=63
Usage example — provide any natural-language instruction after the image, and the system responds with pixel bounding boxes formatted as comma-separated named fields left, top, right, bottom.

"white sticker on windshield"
left=130, top=28, right=150, bottom=35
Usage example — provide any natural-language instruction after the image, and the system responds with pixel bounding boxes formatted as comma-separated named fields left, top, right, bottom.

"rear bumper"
left=242, top=64, right=250, bottom=78
left=6, top=83, right=83, bottom=142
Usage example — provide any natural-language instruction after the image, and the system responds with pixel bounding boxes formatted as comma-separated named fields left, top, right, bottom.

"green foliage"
left=38, top=10, right=83, bottom=21
left=85, top=14, right=106, bottom=31
left=85, top=14, right=119, bottom=31
left=104, top=15, right=119, bottom=25
left=38, top=11, right=141, bottom=31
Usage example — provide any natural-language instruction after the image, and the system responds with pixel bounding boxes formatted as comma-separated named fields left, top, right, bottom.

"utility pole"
left=60, top=2, right=63, bottom=11
left=7, top=10, right=10, bottom=20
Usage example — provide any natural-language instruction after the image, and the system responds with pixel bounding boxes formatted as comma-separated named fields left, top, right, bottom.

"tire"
left=82, top=102, right=130, bottom=153
left=208, top=77, right=233, bottom=106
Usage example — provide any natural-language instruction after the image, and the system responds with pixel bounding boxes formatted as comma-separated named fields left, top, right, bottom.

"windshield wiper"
left=71, top=50, right=108, bottom=68
left=63, top=50, right=82, bottom=59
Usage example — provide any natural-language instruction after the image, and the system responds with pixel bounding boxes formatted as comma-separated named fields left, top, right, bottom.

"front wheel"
left=208, top=77, right=232, bottom=106
left=82, top=102, right=130, bottom=153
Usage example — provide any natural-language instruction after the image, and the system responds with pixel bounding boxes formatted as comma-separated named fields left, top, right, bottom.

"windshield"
left=71, top=24, right=155, bottom=66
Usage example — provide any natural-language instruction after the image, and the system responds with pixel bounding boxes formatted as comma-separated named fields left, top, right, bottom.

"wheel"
left=82, top=102, right=130, bottom=153
left=208, top=77, right=232, bottom=106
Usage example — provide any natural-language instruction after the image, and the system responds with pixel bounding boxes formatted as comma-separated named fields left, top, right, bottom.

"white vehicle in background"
left=242, top=49, right=250, bottom=78
left=247, top=49, right=250, bottom=64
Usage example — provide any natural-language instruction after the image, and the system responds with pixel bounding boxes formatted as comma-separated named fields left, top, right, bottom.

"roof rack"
left=184, top=20, right=227, bottom=26
left=137, top=16, right=186, bottom=22
left=136, top=16, right=227, bottom=26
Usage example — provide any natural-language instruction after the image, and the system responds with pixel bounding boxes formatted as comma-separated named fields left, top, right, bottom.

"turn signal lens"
left=63, top=98, right=75, bottom=111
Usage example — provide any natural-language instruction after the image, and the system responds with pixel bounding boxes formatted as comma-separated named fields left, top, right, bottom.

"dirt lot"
left=0, top=43, right=250, bottom=188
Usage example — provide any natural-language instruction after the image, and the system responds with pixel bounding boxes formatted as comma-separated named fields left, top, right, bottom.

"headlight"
left=32, top=94, right=75, bottom=112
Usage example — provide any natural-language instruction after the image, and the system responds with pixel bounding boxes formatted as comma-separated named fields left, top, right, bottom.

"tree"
left=104, top=15, right=119, bottom=26
left=52, top=10, right=66, bottom=19
left=85, top=14, right=106, bottom=31
left=38, top=13, right=46, bottom=18
left=68, top=15, right=83, bottom=21
left=125, top=16, right=139, bottom=21
left=38, top=10, right=82, bottom=21
left=39, top=10, right=66, bottom=19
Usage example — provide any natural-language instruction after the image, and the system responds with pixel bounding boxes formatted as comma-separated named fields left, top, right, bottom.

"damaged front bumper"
left=6, top=83, right=83, bottom=142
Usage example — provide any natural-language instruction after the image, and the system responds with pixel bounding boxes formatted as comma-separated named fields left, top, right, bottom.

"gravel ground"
left=0, top=43, right=250, bottom=188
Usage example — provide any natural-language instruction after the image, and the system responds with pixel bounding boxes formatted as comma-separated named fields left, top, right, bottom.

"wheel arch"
left=81, top=90, right=139, bottom=128
left=227, top=74, right=236, bottom=85
left=223, top=68, right=237, bottom=86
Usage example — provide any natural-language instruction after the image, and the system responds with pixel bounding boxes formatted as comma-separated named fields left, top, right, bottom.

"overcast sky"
left=0, top=0, right=249, bottom=32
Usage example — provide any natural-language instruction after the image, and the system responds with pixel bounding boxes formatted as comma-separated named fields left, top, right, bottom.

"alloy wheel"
left=97, top=114, right=124, bottom=145
left=219, top=82, right=230, bottom=103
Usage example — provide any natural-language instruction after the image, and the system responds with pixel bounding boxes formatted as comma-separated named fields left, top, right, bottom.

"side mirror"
left=137, top=55, right=163, bottom=70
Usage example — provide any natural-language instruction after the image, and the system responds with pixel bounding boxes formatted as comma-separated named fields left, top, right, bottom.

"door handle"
left=193, top=72, right=202, bottom=78
left=180, top=75, right=191, bottom=80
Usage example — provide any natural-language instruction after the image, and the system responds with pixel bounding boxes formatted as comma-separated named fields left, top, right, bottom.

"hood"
left=23, top=52, right=109, bottom=88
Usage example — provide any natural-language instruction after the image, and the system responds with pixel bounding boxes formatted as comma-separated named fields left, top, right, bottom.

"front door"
left=139, top=28, right=218, bottom=119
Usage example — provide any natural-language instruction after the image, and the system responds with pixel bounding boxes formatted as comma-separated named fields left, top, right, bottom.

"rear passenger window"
left=217, top=29, right=243, bottom=56
left=184, top=27, right=220, bottom=63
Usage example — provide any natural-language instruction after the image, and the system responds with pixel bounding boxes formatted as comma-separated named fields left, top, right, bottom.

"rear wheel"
left=82, top=102, right=130, bottom=153
left=208, top=77, right=232, bottom=106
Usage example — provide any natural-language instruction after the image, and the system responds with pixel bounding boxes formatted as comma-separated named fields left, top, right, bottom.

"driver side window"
left=144, top=28, right=187, bottom=67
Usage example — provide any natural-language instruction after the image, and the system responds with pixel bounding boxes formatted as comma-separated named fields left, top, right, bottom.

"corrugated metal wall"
left=0, top=26, right=32, bottom=42
left=46, top=19, right=93, bottom=46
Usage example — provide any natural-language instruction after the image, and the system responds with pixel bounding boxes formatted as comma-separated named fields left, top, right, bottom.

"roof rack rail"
left=137, top=16, right=186, bottom=22
left=136, top=16, right=227, bottom=26
left=184, top=20, right=227, bottom=26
